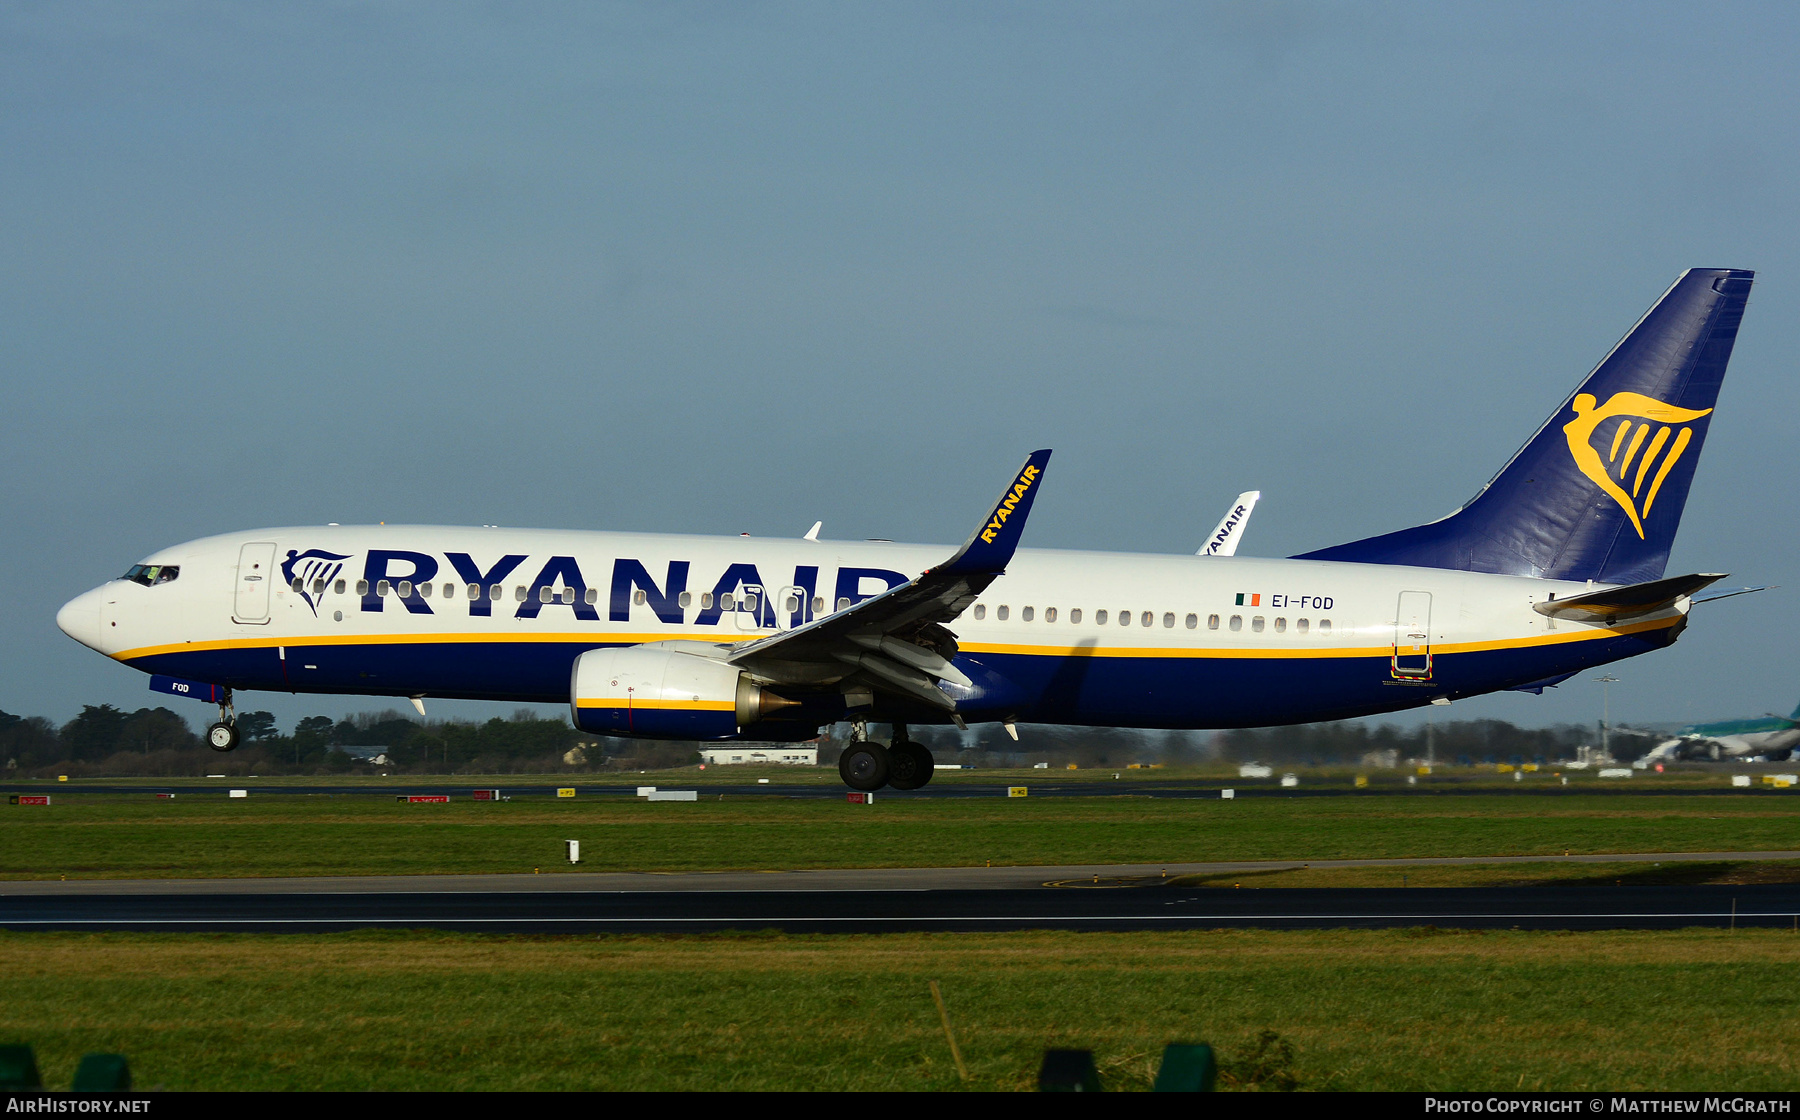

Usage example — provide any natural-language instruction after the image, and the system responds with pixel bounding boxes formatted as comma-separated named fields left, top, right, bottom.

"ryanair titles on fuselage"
left=287, top=543, right=910, bottom=629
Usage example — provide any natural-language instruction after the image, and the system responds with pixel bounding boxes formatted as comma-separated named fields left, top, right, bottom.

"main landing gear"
left=838, top=722, right=934, bottom=792
left=206, top=692, right=239, bottom=753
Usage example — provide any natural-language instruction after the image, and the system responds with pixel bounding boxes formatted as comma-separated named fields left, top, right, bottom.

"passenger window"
left=1021, top=606, right=1033, bottom=622
left=443, top=583, right=454, bottom=599
left=423, top=583, right=436, bottom=599
left=702, top=592, right=715, bottom=609
left=490, top=585, right=503, bottom=601
left=1185, top=613, right=1197, bottom=629
left=1120, top=610, right=1131, bottom=626
left=1162, top=612, right=1174, bottom=628
left=399, top=580, right=415, bottom=598
left=1045, top=607, right=1057, bottom=623
left=538, top=586, right=553, bottom=603
left=997, top=605, right=1010, bottom=621
left=1251, top=616, right=1265, bottom=633
left=313, top=579, right=327, bottom=595
left=562, top=587, right=576, bottom=604
left=356, top=579, right=369, bottom=597
left=1274, top=617, right=1286, bottom=633
left=514, top=586, right=527, bottom=602
left=585, top=587, right=599, bottom=605
left=335, top=579, right=346, bottom=595
left=812, top=596, right=825, bottom=612
left=743, top=594, right=758, bottom=612
left=1207, top=614, right=1220, bottom=630
left=634, top=589, right=647, bottom=605
left=679, top=591, right=693, bottom=608
left=1095, top=610, right=1107, bottom=625
left=1319, top=619, right=1332, bottom=634
left=1070, top=608, right=1082, bottom=624
left=1229, top=615, right=1242, bottom=631
left=720, top=593, right=736, bottom=610
left=835, top=597, right=850, bottom=611
left=783, top=594, right=799, bottom=612
left=1297, top=618, right=1309, bottom=633
left=290, top=578, right=303, bottom=593
left=376, top=580, right=391, bottom=597
left=974, top=605, right=986, bottom=620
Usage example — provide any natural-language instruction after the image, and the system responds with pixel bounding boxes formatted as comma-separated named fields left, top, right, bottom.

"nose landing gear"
left=206, top=692, right=240, bottom=752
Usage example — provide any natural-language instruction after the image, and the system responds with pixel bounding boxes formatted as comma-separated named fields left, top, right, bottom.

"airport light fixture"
left=1593, top=675, right=1620, bottom=760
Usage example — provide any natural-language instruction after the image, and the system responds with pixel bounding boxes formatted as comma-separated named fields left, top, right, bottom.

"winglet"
left=1199, top=490, right=1261, bottom=556
left=933, top=449, right=1052, bottom=576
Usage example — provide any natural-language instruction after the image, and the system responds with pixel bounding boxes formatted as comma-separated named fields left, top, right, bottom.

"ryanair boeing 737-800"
left=57, top=269, right=1758, bottom=791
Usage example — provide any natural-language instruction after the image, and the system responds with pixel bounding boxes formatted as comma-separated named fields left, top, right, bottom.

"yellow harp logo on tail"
left=1562, top=392, right=1712, bottom=539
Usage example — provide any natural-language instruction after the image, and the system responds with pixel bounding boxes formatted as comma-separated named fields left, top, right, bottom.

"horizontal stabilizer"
left=1690, top=585, right=1768, bottom=605
left=1532, top=572, right=1726, bottom=624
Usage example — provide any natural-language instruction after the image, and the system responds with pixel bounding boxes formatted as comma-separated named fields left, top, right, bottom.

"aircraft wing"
left=727, top=450, right=1051, bottom=711
left=1532, top=572, right=1727, bottom=624
left=1198, top=491, right=1260, bottom=556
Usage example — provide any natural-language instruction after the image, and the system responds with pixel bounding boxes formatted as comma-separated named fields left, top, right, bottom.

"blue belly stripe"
left=123, top=623, right=1678, bottom=733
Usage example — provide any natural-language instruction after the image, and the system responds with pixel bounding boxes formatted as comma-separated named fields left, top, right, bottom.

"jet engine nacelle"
left=569, top=646, right=790, bottom=740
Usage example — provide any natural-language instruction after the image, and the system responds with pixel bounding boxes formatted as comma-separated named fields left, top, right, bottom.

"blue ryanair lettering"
left=790, top=565, right=820, bottom=627
left=834, top=567, right=908, bottom=607
left=444, top=553, right=527, bottom=618
left=514, top=556, right=600, bottom=621
left=610, top=559, right=690, bottom=624
left=361, top=550, right=439, bottom=615
left=695, top=563, right=772, bottom=627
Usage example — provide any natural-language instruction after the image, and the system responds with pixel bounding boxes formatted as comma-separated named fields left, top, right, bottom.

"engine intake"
left=569, top=647, right=793, bottom=740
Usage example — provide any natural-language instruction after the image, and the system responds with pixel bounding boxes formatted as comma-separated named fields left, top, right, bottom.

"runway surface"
left=6, top=859, right=1798, bottom=932
left=5, top=851, right=1798, bottom=895
left=15, top=779, right=1790, bottom=800
left=4, top=885, right=1796, bottom=933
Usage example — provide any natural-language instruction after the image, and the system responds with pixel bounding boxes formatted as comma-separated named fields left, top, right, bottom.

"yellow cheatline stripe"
left=115, top=613, right=1679, bottom=667
left=573, top=698, right=734, bottom=712
left=959, top=614, right=1679, bottom=661
left=111, top=631, right=747, bottom=662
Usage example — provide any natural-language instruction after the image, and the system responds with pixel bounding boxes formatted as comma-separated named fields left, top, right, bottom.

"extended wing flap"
left=1533, top=572, right=1726, bottom=623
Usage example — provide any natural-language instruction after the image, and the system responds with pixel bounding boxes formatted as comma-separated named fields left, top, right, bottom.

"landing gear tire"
left=886, top=742, right=935, bottom=790
left=207, top=722, right=240, bottom=752
left=839, top=742, right=890, bottom=791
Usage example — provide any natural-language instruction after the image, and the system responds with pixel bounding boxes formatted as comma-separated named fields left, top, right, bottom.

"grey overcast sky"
left=4, top=2, right=1797, bottom=736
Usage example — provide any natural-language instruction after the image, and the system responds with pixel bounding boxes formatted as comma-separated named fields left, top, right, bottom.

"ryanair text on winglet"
left=980, top=464, right=1041, bottom=544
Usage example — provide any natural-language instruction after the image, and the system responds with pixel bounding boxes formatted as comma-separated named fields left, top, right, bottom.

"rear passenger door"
left=1391, top=590, right=1432, bottom=678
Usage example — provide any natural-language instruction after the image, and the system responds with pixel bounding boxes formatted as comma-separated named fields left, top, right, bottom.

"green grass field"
left=3, top=787, right=1797, bottom=879
left=4, top=929, right=1797, bottom=1091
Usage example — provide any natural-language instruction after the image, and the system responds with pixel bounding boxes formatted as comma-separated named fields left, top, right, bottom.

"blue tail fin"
left=1295, top=268, right=1754, bottom=584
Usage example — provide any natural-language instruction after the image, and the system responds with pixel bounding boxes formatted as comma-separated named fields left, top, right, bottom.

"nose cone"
left=57, top=587, right=108, bottom=651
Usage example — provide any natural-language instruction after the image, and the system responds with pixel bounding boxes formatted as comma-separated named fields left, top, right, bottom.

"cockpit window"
left=123, top=564, right=179, bottom=587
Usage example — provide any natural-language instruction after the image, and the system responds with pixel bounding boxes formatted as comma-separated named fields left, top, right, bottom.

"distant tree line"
left=0, top=704, right=645, bottom=778
left=1, top=702, right=1649, bottom=778
left=909, top=717, right=1649, bottom=769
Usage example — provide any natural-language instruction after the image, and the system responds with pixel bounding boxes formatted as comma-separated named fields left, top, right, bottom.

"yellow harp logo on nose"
left=1562, top=392, right=1712, bottom=539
